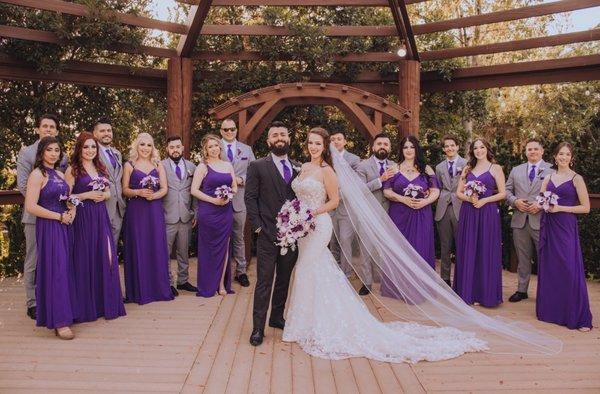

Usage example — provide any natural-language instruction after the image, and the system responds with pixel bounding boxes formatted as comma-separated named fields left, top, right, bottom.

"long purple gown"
left=536, top=176, right=593, bottom=329
left=123, top=165, right=173, bottom=305
left=72, top=172, right=126, bottom=321
left=35, top=168, right=77, bottom=329
left=454, top=168, right=503, bottom=307
left=196, top=166, right=234, bottom=297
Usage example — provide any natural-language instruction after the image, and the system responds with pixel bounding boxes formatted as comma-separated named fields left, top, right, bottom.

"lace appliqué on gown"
left=282, top=177, right=487, bottom=363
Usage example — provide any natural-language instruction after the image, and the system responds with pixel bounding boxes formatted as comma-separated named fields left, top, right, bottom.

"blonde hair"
left=201, top=133, right=222, bottom=160
left=129, top=132, right=161, bottom=166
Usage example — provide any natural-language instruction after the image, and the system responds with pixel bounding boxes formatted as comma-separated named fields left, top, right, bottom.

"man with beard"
left=245, top=121, right=299, bottom=346
left=161, top=136, right=198, bottom=297
left=355, top=133, right=396, bottom=295
left=93, top=117, right=126, bottom=244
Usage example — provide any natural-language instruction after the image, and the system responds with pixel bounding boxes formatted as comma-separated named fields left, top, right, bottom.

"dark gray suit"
left=16, top=139, right=68, bottom=308
left=434, top=156, right=467, bottom=281
left=330, top=150, right=361, bottom=277
left=162, top=158, right=196, bottom=286
left=505, top=160, right=552, bottom=293
left=245, top=155, right=298, bottom=331
left=220, top=140, right=255, bottom=276
left=98, top=145, right=126, bottom=243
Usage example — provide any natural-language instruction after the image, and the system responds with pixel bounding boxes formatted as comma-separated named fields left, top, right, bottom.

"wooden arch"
left=208, top=82, right=412, bottom=145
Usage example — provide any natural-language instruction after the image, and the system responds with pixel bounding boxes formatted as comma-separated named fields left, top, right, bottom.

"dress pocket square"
left=241, top=157, right=248, bottom=160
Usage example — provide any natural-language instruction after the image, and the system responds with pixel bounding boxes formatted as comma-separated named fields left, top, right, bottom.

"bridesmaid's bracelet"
left=59, top=213, right=64, bottom=223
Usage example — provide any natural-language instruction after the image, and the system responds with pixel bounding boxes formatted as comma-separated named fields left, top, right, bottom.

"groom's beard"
left=270, top=142, right=290, bottom=156
left=374, top=149, right=389, bottom=161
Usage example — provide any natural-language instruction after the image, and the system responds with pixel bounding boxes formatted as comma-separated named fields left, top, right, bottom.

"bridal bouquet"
left=215, top=185, right=234, bottom=200
left=464, top=180, right=487, bottom=198
left=139, top=175, right=159, bottom=189
left=403, top=184, right=426, bottom=198
left=276, top=198, right=316, bottom=255
left=535, top=191, right=559, bottom=212
left=59, top=194, right=83, bottom=208
left=88, top=177, right=110, bottom=191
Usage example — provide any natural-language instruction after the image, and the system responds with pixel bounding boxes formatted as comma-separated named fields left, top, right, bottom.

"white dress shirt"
left=271, top=153, right=292, bottom=180
left=222, top=139, right=237, bottom=160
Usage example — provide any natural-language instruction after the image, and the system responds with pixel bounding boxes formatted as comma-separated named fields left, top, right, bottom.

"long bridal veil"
left=330, top=145, right=562, bottom=356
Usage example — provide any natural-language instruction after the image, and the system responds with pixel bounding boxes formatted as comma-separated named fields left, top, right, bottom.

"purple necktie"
left=281, top=159, right=292, bottom=184
left=448, top=161, right=454, bottom=177
left=227, top=144, right=234, bottom=162
left=106, top=149, right=117, bottom=169
left=379, top=162, right=385, bottom=176
left=529, top=164, right=536, bottom=183
left=175, top=164, right=182, bottom=180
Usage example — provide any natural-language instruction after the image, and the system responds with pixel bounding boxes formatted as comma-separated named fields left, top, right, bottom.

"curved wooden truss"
left=209, top=83, right=411, bottom=144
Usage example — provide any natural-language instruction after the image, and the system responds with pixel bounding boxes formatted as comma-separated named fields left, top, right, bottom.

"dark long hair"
left=34, top=136, right=63, bottom=177
left=70, top=132, right=108, bottom=179
left=398, top=135, right=427, bottom=175
left=306, top=127, right=333, bottom=168
left=465, top=137, right=495, bottom=177
left=553, top=141, right=575, bottom=168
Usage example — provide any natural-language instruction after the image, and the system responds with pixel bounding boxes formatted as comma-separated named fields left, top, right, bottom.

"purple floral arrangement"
left=403, top=184, right=426, bottom=198
left=139, top=175, right=159, bottom=190
left=276, top=198, right=316, bottom=255
left=535, top=191, right=559, bottom=212
left=59, top=194, right=83, bottom=208
left=88, top=176, right=110, bottom=191
left=464, top=180, right=487, bottom=198
left=215, top=185, right=234, bottom=200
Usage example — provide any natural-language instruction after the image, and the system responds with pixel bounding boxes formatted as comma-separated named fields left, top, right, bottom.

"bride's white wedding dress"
left=282, top=176, right=488, bottom=363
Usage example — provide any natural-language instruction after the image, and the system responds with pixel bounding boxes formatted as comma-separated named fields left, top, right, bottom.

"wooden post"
left=398, top=60, right=420, bottom=137
left=167, top=57, right=193, bottom=158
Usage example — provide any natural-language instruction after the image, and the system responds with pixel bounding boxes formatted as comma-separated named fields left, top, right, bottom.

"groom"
left=245, top=121, right=299, bottom=346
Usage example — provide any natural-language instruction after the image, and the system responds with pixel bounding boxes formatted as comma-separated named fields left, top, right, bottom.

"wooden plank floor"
left=0, top=258, right=599, bottom=393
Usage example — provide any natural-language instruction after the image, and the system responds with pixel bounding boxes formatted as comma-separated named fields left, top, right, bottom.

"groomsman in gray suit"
left=434, top=135, right=467, bottom=287
left=355, top=133, right=396, bottom=295
left=329, top=130, right=361, bottom=277
left=17, top=114, right=68, bottom=320
left=162, top=136, right=198, bottom=296
left=220, top=119, right=256, bottom=287
left=505, top=138, right=552, bottom=302
left=92, top=117, right=125, bottom=244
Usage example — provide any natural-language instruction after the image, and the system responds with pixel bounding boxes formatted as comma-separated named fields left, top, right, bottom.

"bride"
left=283, top=127, right=561, bottom=363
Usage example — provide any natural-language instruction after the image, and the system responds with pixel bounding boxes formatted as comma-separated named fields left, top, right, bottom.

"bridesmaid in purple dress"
left=536, top=142, right=592, bottom=331
left=65, top=132, right=126, bottom=322
left=192, top=134, right=237, bottom=297
left=24, top=137, right=77, bottom=340
left=454, top=138, right=506, bottom=307
left=122, top=132, right=174, bottom=305
left=383, top=136, right=440, bottom=269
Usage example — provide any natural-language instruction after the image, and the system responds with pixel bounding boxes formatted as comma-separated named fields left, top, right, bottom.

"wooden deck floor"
left=0, top=259, right=599, bottom=393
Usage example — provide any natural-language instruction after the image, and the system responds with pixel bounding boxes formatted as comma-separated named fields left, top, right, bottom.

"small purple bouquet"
left=276, top=198, right=316, bottom=255
left=88, top=176, right=110, bottom=191
left=535, top=191, right=559, bottom=212
left=215, top=185, right=234, bottom=200
left=140, top=175, right=159, bottom=190
left=59, top=194, right=83, bottom=208
left=403, top=184, right=426, bottom=199
left=464, top=180, right=487, bottom=198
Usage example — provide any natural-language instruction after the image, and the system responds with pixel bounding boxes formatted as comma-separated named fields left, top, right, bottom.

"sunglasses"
left=222, top=127, right=237, bottom=132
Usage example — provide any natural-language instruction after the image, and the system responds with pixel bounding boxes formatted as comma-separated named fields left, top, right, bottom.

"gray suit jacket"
left=17, top=140, right=68, bottom=224
left=505, top=160, right=553, bottom=230
left=98, top=146, right=126, bottom=220
left=356, top=156, right=396, bottom=211
left=161, top=158, right=196, bottom=224
left=333, top=150, right=361, bottom=218
left=220, top=140, right=256, bottom=212
left=434, top=156, right=467, bottom=222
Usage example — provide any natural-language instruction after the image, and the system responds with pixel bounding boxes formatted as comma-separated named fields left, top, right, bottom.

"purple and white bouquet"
left=88, top=176, right=110, bottom=191
left=215, top=185, right=234, bottom=200
left=464, top=180, right=487, bottom=198
left=403, top=184, right=426, bottom=199
left=276, top=198, right=316, bottom=255
left=140, top=175, right=159, bottom=190
left=59, top=194, right=83, bottom=208
left=535, top=191, right=559, bottom=212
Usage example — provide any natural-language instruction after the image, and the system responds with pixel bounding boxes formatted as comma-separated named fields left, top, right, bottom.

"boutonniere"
left=454, top=167, right=463, bottom=176
left=187, top=169, right=194, bottom=178
left=237, top=148, right=242, bottom=156
left=292, top=165, right=302, bottom=172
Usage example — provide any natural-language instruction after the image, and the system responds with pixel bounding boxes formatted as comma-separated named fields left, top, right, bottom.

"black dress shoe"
left=268, top=318, right=285, bottom=330
left=26, top=306, right=36, bottom=320
left=171, top=286, right=179, bottom=297
left=123, top=297, right=132, bottom=304
left=508, top=291, right=528, bottom=302
left=249, top=329, right=264, bottom=346
left=235, top=274, right=250, bottom=287
left=358, top=285, right=370, bottom=296
left=443, top=279, right=452, bottom=287
left=176, top=282, right=198, bottom=292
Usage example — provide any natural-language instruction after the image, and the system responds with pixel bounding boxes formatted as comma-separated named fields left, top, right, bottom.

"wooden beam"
left=183, top=0, right=431, bottom=5
left=192, top=50, right=403, bottom=61
left=387, top=0, right=419, bottom=61
left=0, top=0, right=188, bottom=34
left=199, top=25, right=397, bottom=36
left=177, top=1, right=213, bottom=57
left=413, top=0, right=600, bottom=35
left=398, top=60, right=419, bottom=136
left=421, top=28, right=600, bottom=61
